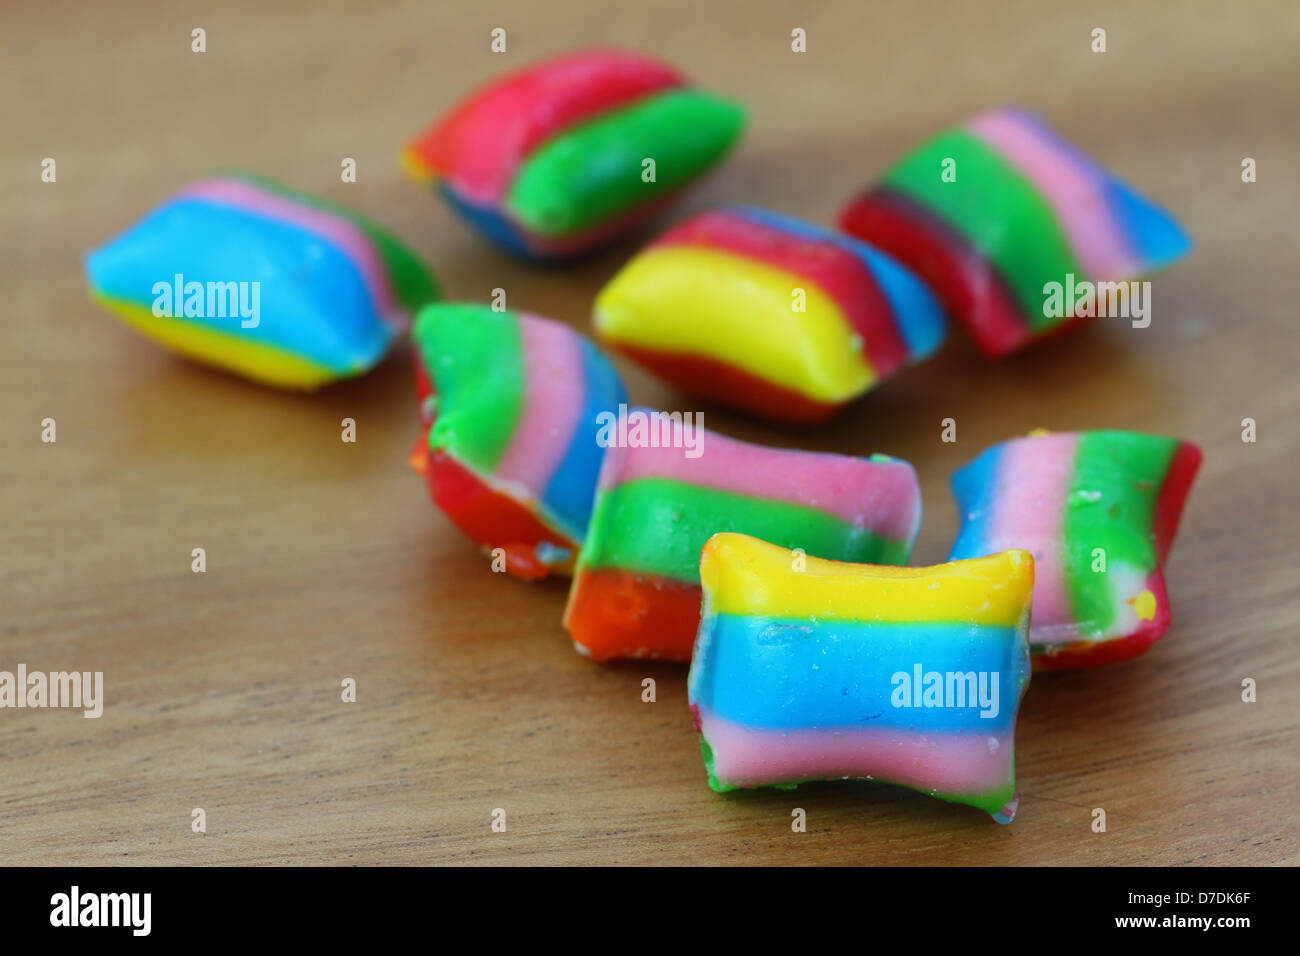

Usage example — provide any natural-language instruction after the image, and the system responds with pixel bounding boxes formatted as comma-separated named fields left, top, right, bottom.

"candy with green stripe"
left=949, top=428, right=1202, bottom=669
left=581, top=478, right=912, bottom=581
left=838, top=107, right=1192, bottom=357
left=880, top=130, right=1082, bottom=329
left=506, top=90, right=745, bottom=238
left=562, top=410, right=923, bottom=661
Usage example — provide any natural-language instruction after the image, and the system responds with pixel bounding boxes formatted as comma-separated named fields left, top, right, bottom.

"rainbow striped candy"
left=403, top=49, right=746, bottom=260
left=594, top=206, right=946, bottom=423
left=949, top=429, right=1202, bottom=670
left=839, top=107, right=1192, bottom=358
left=85, top=172, right=438, bottom=389
left=409, top=303, right=627, bottom=581
left=563, top=410, right=922, bottom=660
left=689, top=534, right=1033, bottom=823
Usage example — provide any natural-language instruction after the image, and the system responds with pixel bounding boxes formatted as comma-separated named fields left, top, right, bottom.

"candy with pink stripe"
left=689, top=534, right=1034, bottom=822
left=949, top=429, right=1202, bottom=669
left=838, top=107, right=1192, bottom=357
left=85, top=172, right=439, bottom=389
left=409, top=302, right=628, bottom=580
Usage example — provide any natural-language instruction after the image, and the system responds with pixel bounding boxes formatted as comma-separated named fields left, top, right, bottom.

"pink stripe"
left=965, top=110, right=1140, bottom=279
left=700, top=711, right=1014, bottom=798
left=609, top=423, right=921, bottom=543
left=991, top=433, right=1077, bottom=634
left=178, top=178, right=403, bottom=326
left=494, top=314, right=586, bottom=493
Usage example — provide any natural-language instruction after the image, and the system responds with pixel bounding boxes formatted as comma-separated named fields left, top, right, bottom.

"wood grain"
left=2, top=0, right=1297, bottom=865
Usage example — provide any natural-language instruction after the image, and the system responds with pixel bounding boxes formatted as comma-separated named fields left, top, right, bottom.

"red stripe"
left=407, top=49, right=683, bottom=204
left=653, top=209, right=910, bottom=374
left=563, top=566, right=703, bottom=661
left=1032, top=572, right=1172, bottom=671
left=1153, top=441, right=1203, bottom=565
left=425, top=448, right=576, bottom=581
left=839, top=188, right=1028, bottom=359
left=610, top=342, right=845, bottom=424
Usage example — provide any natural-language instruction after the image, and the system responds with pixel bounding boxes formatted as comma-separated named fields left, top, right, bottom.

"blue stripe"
left=729, top=205, right=947, bottom=360
left=1103, top=178, right=1192, bottom=272
left=691, top=615, right=1023, bottom=733
left=438, top=183, right=539, bottom=259
left=85, top=198, right=392, bottom=373
left=540, top=339, right=628, bottom=539
left=438, top=183, right=594, bottom=263
left=946, top=444, right=1003, bottom=561
left=1004, top=109, right=1191, bottom=273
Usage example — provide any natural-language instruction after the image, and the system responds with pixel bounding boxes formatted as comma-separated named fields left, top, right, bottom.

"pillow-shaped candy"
left=563, top=409, right=922, bottom=660
left=949, top=429, right=1202, bottom=669
left=594, top=206, right=946, bottom=423
left=689, top=533, right=1033, bottom=823
left=402, top=49, right=746, bottom=260
left=409, top=303, right=627, bottom=580
left=838, top=107, right=1192, bottom=358
left=85, top=172, right=438, bottom=389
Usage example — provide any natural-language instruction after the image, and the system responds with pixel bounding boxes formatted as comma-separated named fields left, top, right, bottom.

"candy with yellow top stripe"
left=688, top=533, right=1034, bottom=823
left=594, top=206, right=946, bottom=423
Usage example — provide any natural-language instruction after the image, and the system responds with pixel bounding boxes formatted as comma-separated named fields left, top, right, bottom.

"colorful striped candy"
left=689, top=534, right=1033, bottom=823
left=409, top=303, right=627, bottom=581
left=563, top=411, right=922, bottom=660
left=403, top=49, right=746, bottom=260
left=85, top=172, right=438, bottom=389
left=838, top=108, right=1192, bottom=358
left=594, top=206, right=946, bottom=423
left=949, top=429, right=1202, bottom=670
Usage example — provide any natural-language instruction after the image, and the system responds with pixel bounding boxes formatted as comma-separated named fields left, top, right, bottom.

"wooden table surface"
left=3, top=0, right=1297, bottom=866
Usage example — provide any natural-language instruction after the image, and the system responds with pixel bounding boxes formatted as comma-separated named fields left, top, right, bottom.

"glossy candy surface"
left=839, top=107, right=1191, bottom=357
left=948, top=429, right=1201, bottom=669
left=410, top=303, right=627, bottom=580
left=403, top=49, right=745, bottom=260
left=563, top=412, right=922, bottom=659
left=688, top=533, right=1034, bottom=822
left=85, top=172, right=438, bottom=389
left=595, top=206, right=945, bottom=422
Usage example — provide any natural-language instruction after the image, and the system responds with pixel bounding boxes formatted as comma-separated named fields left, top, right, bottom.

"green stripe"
left=882, top=130, right=1080, bottom=329
left=505, top=89, right=745, bottom=237
left=579, top=478, right=911, bottom=582
left=223, top=170, right=440, bottom=311
left=1063, top=431, right=1178, bottom=634
left=412, top=303, right=523, bottom=472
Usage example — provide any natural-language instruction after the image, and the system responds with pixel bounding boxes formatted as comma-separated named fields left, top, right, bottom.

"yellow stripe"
left=594, top=245, right=874, bottom=404
left=400, top=147, right=438, bottom=185
left=93, top=293, right=337, bottom=390
left=700, top=532, right=1034, bottom=628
